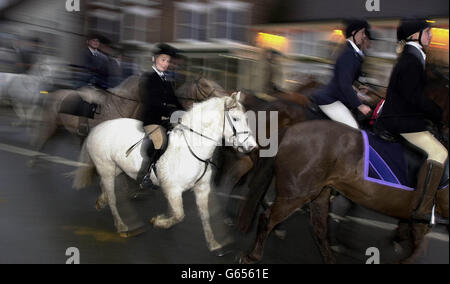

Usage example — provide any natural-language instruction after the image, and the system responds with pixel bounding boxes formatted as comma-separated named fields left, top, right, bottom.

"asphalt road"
left=0, top=106, right=448, bottom=264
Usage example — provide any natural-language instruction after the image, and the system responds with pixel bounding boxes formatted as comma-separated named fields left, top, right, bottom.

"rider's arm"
left=398, top=61, right=443, bottom=123
left=336, top=53, right=363, bottom=110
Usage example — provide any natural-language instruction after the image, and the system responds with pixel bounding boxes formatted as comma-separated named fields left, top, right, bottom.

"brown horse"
left=30, top=76, right=141, bottom=158
left=213, top=79, right=321, bottom=210
left=234, top=73, right=445, bottom=237
left=223, top=79, right=384, bottom=231
left=240, top=120, right=448, bottom=264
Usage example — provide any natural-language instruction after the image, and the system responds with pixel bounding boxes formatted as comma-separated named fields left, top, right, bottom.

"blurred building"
left=1, top=1, right=447, bottom=93
left=251, top=0, right=449, bottom=89
left=81, top=0, right=278, bottom=92
left=0, top=0, right=85, bottom=65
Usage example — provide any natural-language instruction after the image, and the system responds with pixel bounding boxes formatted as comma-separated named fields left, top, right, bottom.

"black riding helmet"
left=154, top=43, right=179, bottom=58
left=344, top=19, right=374, bottom=42
left=397, top=18, right=431, bottom=46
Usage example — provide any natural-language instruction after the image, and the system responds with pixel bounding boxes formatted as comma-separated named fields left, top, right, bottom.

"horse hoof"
left=119, top=227, right=146, bottom=238
left=95, top=202, right=105, bottom=211
left=237, top=254, right=258, bottom=264
left=212, top=245, right=234, bottom=257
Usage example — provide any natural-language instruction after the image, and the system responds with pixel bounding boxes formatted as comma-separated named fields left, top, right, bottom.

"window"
left=122, top=7, right=160, bottom=43
left=366, top=28, right=397, bottom=59
left=87, top=9, right=121, bottom=43
left=210, top=1, right=251, bottom=43
left=175, top=2, right=207, bottom=41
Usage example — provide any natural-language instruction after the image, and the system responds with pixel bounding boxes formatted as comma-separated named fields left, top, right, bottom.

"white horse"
left=3, top=56, right=60, bottom=128
left=72, top=92, right=258, bottom=253
left=0, top=72, right=16, bottom=104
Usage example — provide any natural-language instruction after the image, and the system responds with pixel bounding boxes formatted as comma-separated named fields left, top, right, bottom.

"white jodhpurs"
left=319, top=101, right=359, bottom=129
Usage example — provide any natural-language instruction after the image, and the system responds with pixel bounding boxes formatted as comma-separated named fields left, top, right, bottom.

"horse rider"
left=313, top=19, right=374, bottom=129
left=77, top=33, right=109, bottom=89
left=375, top=19, right=448, bottom=218
left=138, top=43, right=184, bottom=189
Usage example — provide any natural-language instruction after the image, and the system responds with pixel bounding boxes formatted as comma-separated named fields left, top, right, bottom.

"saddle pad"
left=59, top=95, right=97, bottom=119
left=362, top=131, right=414, bottom=191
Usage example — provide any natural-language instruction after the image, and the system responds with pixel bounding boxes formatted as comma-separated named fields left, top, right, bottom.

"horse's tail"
left=71, top=141, right=96, bottom=190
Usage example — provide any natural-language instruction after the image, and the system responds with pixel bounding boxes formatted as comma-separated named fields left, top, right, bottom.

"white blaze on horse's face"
left=224, top=92, right=258, bottom=153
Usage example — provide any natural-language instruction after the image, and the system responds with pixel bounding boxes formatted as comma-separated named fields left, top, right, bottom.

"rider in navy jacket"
left=314, top=41, right=364, bottom=109
left=314, top=19, right=373, bottom=129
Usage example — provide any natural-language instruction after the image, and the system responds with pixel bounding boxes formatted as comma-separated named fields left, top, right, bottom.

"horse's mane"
left=177, top=77, right=228, bottom=102
left=108, top=75, right=141, bottom=101
left=178, top=97, right=227, bottom=134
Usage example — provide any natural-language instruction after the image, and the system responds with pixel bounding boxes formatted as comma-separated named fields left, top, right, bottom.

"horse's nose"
left=245, top=137, right=258, bottom=153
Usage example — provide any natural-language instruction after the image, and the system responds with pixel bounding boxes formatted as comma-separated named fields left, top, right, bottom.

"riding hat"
left=397, top=18, right=430, bottom=42
left=86, top=33, right=111, bottom=44
left=344, top=19, right=374, bottom=40
left=154, top=43, right=180, bottom=58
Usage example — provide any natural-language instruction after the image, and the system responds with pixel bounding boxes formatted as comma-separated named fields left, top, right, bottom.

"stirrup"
left=139, top=164, right=158, bottom=190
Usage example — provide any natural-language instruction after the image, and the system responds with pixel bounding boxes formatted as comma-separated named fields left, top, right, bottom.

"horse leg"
left=237, top=157, right=275, bottom=233
left=101, top=176, right=129, bottom=233
left=27, top=113, right=57, bottom=167
left=399, top=223, right=431, bottom=264
left=240, top=196, right=308, bottom=263
left=30, top=111, right=57, bottom=151
left=310, top=188, right=335, bottom=264
left=95, top=191, right=108, bottom=211
left=11, top=101, right=26, bottom=127
left=193, top=180, right=229, bottom=253
left=151, top=187, right=184, bottom=229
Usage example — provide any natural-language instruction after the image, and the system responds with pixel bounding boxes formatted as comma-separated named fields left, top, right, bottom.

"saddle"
left=59, top=94, right=99, bottom=119
left=371, top=124, right=448, bottom=190
left=306, top=99, right=448, bottom=190
left=364, top=130, right=427, bottom=189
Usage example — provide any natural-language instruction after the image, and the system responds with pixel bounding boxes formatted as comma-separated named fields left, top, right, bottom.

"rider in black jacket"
left=138, top=43, right=184, bottom=189
left=375, top=19, right=448, bottom=219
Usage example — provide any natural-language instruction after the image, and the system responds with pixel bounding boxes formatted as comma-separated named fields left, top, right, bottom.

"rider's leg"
left=78, top=117, right=89, bottom=136
left=400, top=131, right=448, bottom=219
left=401, top=131, right=448, bottom=165
left=140, top=124, right=167, bottom=189
left=318, top=101, right=359, bottom=129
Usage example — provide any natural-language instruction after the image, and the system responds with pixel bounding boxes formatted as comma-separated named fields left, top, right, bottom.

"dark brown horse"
left=234, top=72, right=446, bottom=237
left=240, top=120, right=448, bottom=264
left=213, top=79, right=320, bottom=212
left=224, top=79, right=383, bottom=232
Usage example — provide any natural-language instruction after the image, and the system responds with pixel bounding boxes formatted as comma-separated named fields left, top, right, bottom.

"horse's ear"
left=236, top=91, right=241, bottom=102
left=226, top=92, right=238, bottom=109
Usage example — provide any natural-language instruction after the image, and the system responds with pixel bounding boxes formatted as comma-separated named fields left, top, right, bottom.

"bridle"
left=175, top=99, right=251, bottom=184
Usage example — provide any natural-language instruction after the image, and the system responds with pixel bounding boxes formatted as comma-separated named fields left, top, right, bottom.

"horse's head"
left=223, top=92, right=258, bottom=153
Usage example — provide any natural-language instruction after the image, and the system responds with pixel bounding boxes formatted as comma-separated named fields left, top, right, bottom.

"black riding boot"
left=139, top=141, right=163, bottom=190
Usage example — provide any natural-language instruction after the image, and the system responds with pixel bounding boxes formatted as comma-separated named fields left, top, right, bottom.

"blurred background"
left=0, top=0, right=447, bottom=94
left=0, top=0, right=448, bottom=264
